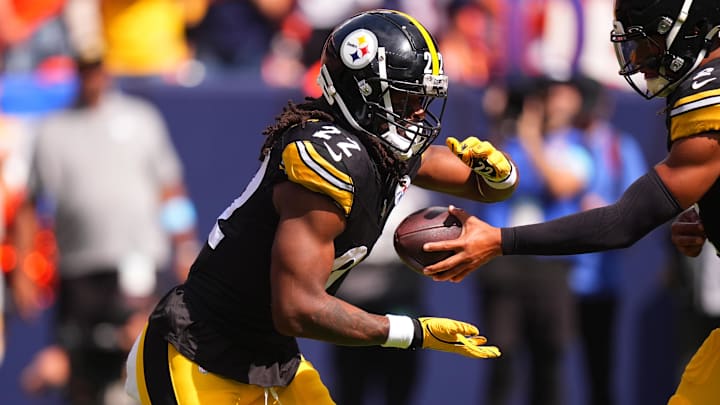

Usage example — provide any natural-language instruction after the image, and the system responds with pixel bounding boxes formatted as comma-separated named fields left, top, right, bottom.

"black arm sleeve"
left=501, top=169, right=682, bottom=255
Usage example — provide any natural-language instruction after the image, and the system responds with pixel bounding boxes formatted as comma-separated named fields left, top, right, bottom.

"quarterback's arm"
left=655, top=133, right=720, bottom=208
left=422, top=133, right=720, bottom=281
left=413, top=145, right=517, bottom=203
left=422, top=169, right=681, bottom=281
left=504, top=128, right=720, bottom=253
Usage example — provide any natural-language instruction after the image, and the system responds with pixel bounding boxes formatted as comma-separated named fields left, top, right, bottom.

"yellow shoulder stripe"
left=282, top=141, right=354, bottom=216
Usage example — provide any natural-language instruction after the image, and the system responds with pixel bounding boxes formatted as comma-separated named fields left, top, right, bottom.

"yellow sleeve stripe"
left=282, top=141, right=354, bottom=215
left=673, top=88, right=720, bottom=110
left=670, top=91, right=720, bottom=141
left=393, top=10, right=439, bottom=74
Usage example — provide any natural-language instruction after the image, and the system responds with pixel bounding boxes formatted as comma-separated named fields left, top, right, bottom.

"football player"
left=423, top=0, right=720, bottom=403
left=124, top=9, right=518, bottom=405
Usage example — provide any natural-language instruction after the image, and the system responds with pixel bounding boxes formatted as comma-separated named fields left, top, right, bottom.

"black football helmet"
left=317, top=9, right=448, bottom=159
left=611, top=0, right=720, bottom=98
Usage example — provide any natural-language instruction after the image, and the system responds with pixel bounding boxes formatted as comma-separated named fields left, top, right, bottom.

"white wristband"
left=481, top=162, right=517, bottom=190
left=382, top=314, right=415, bottom=349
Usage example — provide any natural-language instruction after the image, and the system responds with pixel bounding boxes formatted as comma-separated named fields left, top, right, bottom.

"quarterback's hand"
left=423, top=206, right=503, bottom=282
left=446, top=136, right=513, bottom=184
left=415, top=317, right=500, bottom=359
left=671, top=207, right=706, bottom=257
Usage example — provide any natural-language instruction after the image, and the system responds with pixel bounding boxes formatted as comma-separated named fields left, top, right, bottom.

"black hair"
left=260, top=97, right=407, bottom=178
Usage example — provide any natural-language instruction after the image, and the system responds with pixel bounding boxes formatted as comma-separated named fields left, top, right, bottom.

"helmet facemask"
left=611, top=21, right=677, bottom=98
left=362, top=49, right=448, bottom=160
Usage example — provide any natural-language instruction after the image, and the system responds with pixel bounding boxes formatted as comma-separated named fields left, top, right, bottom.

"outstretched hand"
left=671, top=207, right=706, bottom=257
left=422, top=206, right=503, bottom=282
left=417, top=317, right=500, bottom=359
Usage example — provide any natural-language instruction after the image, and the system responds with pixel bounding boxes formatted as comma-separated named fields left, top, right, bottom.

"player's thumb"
left=445, top=137, right=461, bottom=154
left=448, top=205, right=471, bottom=223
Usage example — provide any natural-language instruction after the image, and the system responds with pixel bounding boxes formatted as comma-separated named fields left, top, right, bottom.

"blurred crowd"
left=0, top=1, right=716, bottom=405
left=0, top=0, right=629, bottom=105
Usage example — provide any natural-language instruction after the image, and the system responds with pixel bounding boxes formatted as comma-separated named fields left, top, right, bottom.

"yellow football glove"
left=416, top=317, right=501, bottom=359
left=447, top=136, right=513, bottom=184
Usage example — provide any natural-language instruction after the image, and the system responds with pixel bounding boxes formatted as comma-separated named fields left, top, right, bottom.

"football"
left=393, top=206, right=462, bottom=274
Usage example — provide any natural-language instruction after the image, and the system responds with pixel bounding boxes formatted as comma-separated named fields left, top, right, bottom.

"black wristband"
left=410, top=318, right=423, bottom=349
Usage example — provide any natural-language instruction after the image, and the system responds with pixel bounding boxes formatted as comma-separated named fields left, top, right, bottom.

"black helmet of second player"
left=611, top=0, right=720, bottom=99
left=317, top=9, right=449, bottom=160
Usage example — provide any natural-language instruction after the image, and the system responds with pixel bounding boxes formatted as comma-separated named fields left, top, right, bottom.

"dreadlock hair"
left=260, top=97, right=408, bottom=179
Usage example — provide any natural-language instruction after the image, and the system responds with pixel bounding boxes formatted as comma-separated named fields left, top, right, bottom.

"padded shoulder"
left=279, top=121, right=370, bottom=216
left=669, top=59, right=720, bottom=142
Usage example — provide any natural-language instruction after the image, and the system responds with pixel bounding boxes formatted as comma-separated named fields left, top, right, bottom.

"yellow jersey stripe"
left=670, top=102, right=720, bottom=141
left=393, top=10, right=439, bottom=74
left=282, top=141, right=354, bottom=215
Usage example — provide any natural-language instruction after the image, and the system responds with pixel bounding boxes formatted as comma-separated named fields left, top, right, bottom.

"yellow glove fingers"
left=446, top=136, right=482, bottom=157
left=484, top=148, right=508, bottom=165
left=470, top=140, right=494, bottom=158
left=417, top=317, right=501, bottom=359
left=468, top=141, right=507, bottom=173
left=446, top=136, right=462, bottom=154
left=446, top=136, right=481, bottom=151
left=463, top=335, right=488, bottom=346
left=446, top=137, right=473, bottom=167
left=446, top=136, right=512, bottom=182
left=420, top=317, right=479, bottom=342
left=456, top=334, right=501, bottom=359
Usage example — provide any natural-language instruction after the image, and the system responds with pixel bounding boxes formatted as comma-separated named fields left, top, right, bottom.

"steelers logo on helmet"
left=340, top=29, right=378, bottom=70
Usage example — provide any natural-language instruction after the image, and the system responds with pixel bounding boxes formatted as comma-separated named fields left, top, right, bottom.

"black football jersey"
left=149, top=120, right=422, bottom=387
left=666, top=59, right=720, bottom=252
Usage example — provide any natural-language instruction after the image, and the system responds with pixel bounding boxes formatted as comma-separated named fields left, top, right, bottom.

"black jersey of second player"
left=666, top=58, right=720, bottom=252
left=148, top=120, right=422, bottom=387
